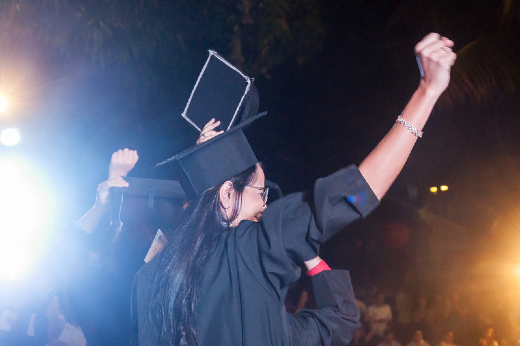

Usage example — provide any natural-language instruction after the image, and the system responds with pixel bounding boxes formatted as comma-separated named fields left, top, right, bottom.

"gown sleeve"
left=312, top=165, right=379, bottom=243
left=261, top=164, right=379, bottom=264
left=288, top=270, right=361, bottom=346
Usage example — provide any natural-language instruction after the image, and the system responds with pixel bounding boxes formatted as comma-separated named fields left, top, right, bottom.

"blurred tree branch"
left=0, top=0, right=323, bottom=78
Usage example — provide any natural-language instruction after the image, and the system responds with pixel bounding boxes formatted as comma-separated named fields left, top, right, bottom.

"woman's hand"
left=197, top=118, right=224, bottom=144
left=108, top=148, right=139, bottom=178
left=415, top=33, right=457, bottom=96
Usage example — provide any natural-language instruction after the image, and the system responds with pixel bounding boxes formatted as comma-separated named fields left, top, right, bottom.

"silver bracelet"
left=396, top=115, right=423, bottom=138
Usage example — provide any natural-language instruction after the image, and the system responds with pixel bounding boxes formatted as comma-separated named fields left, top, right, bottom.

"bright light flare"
left=514, top=266, right=520, bottom=277
left=430, top=186, right=438, bottom=194
left=1, top=128, right=21, bottom=146
left=0, top=159, right=51, bottom=281
left=502, top=263, right=520, bottom=288
left=0, top=96, right=7, bottom=112
left=440, top=185, right=449, bottom=192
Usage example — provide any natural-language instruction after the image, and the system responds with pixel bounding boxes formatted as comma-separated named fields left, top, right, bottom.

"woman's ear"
left=219, top=181, right=235, bottom=210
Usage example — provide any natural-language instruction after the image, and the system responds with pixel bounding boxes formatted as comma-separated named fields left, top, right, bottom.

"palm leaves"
left=0, top=0, right=323, bottom=77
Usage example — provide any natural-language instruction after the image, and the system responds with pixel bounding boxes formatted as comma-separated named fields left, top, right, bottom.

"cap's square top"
left=182, top=50, right=252, bottom=132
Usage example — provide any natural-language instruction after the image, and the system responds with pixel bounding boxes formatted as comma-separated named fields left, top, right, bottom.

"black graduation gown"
left=135, top=165, right=379, bottom=346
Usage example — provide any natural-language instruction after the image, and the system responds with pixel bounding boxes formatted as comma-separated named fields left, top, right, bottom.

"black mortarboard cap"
left=155, top=112, right=265, bottom=199
left=111, top=177, right=186, bottom=227
left=113, top=177, right=186, bottom=200
left=155, top=51, right=265, bottom=199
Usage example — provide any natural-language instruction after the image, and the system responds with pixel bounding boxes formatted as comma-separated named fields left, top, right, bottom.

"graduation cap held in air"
left=155, top=50, right=266, bottom=199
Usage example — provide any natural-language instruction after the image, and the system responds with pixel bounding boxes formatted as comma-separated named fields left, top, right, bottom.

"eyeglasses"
left=246, top=185, right=269, bottom=206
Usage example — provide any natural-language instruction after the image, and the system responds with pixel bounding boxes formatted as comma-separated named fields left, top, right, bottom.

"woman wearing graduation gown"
left=135, top=33, right=456, bottom=346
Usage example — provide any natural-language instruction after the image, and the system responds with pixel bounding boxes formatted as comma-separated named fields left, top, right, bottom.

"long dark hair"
left=147, top=165, right=258, bottom=345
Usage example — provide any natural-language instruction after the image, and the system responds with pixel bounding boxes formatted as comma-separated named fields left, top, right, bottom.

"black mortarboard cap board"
left=182, top=50, right=256, bottom=131
left=111, top=177, right=186, bottom=227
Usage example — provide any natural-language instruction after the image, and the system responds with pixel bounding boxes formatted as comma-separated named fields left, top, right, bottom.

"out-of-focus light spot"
left=430, top=186, right=438, bottom=194
left=514, top=266, right=520, bottom=277
left=0, top=96, right=7, bottom=112
left=440, top=185, right=449, bottom=192
left=1, top=128, right=21, bottom=146
left=0, top=158, right=50, bottom=281
left=0, top=160, right=20, bottom=176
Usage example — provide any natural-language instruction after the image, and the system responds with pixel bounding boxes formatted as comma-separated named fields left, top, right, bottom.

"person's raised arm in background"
left=75, top=149, right=138, bottom=233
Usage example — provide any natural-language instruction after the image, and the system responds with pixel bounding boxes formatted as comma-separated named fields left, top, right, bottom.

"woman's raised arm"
left=358, top=33, right=456, bottom=200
